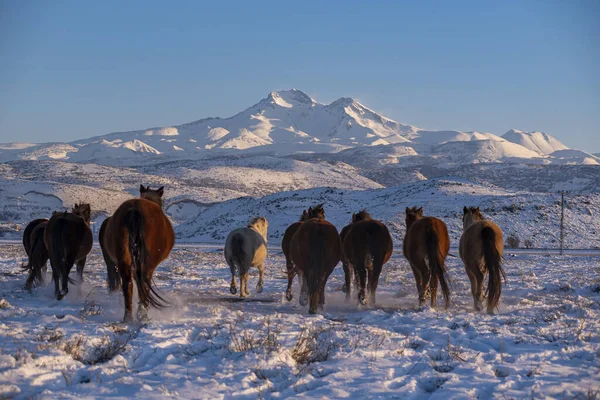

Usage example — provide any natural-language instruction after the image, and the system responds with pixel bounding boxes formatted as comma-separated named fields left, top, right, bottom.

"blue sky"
left=1, top=0, right=599, bottom=151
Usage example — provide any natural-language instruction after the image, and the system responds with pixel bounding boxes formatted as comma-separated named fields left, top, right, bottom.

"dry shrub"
left=291, top=324, right=334, bottom=365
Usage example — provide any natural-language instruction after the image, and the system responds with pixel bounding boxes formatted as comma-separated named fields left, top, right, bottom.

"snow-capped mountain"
left=0, top=89, right=582, bottom=167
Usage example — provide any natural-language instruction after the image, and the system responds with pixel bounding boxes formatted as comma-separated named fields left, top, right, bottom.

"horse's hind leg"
left=285, top=257, right=295, bottom=301
left=230, top=273, right=237, bottom=295
left=466, top=265, right=483, bottom=311
left=241, top=271, right=250, bottom=298
left=429, top=269, right=439, bottom=308
left=410, top=260, right=430, bottom=307
left=343, top=262, right=352, bottom=301
left=120, top=264, right=134, bottom=322
left=256, top=263, right=264, bottom=294
left=76, top=257, right=86, bottom=282
left=299, top=273, right=309, bottom=306
left=368, top=264, right=382, bottom=305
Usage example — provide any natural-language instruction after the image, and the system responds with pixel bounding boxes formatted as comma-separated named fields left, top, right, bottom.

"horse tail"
left=426, top=225, right=451, bottom=308
left=49, top=218, right=73, bottom=290
left=482, top=226, right=505, bottom=311
left=306, top=227, right=326, bottom=295
left=229, top=233, right=248, bottom=277
left=125, top=209, right=166, bottom=309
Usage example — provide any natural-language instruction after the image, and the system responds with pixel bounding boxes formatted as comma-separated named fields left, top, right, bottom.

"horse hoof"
left=285, top=291, right=293, bottom=302
left=230, top=286, right=237, bottom=295
left=299, top=293, right=308, bottom=306
left=308, top=308, right=317, bottom=315
left=256, top=282, right=263, bottom=294
left=341, top=284, right=347, bottom=293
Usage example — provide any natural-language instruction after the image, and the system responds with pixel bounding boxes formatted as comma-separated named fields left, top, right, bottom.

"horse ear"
left=405, top=207, right=410, bottom=214
left=157, top=186, right=165, bottom=197
left=463, top=206, right=468, bottom=214
left=475, top=207, right=480, bottom=212
left=140, top=184, right=146, bottom=193
left=417, top=207, right=423, bottom=216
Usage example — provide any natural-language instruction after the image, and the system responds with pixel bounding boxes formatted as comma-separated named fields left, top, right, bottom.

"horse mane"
left=140, top=185, right=165, bottom=208
left=352, top=209, right=372, bottom=222
left=307, top=204, right=325, bottom=219
left=248, top=216, right=268, bottom=241
left=72, top=203, right=91, bottom=224
left=299, top=209, right=310, bottom=222
left=464, top=206, right=485, bottom=221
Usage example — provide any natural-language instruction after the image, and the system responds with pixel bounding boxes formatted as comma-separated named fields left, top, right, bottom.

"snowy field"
left=0, top=244, right=599, bottom=399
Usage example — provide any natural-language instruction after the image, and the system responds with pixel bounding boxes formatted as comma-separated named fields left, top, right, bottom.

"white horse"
left=224, top=217, right=268, bottom=298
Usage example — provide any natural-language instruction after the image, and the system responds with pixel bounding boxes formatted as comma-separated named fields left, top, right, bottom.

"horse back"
left=226, top=227, right=267, bottom=267
left=23, top=218, right=48, bottom=256
left=291, top=219, right=340, bottom=273
left=460, top=220, right=503, bottom=262
left=345, top=219, right=393, bottom=264
left=404, top=217, right=448, bottom=261
left=45, top=213, right=92, bottom=261
left=107, top=199, right=174, bottom=264
left=281, top=222, right=302, bottom=258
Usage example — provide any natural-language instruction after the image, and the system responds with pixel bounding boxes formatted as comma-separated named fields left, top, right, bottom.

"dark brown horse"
left=281, top=206, right=325, bottom=301
left=44, top=204, right=93, bottom=300
left=101, top=185, right=174, bottom=322
left=22, top=218, right=49, bottom=289
left=459, top=207, right=505, bottom=314
left=290, top=205, right=341, bottom=314
left=343, top=210, right=393, bottom=305
left=403, top=207, right=451, bottom=308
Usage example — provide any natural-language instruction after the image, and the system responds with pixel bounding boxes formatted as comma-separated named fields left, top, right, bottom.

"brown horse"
left=22, top=218, right=49, bottom=289
left=290, top=205, right=341, bottom=314
left=44, top=204, right=93, bottom=300
left=403, top=207, right=451, bottom=308
left=459, top=207, right=506, bottom=314
left=101, top=185, right=174, bottom=322
left=343, top=210, right=393, bottom=305
left=281, top=206, right=324, bottom=301
left=281, top=209, right=309, bottom=301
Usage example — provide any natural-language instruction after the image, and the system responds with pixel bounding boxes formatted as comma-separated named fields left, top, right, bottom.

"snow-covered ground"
left=1, top=244, right=598, bottom=399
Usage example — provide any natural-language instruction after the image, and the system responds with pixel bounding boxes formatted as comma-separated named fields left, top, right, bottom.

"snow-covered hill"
left=502, top=129, right=569, bottom=155
left=176, top=179, right=600, bottom=249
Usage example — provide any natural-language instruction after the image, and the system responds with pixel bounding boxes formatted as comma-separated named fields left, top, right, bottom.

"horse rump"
left=124, top=209, right=167, bottom=309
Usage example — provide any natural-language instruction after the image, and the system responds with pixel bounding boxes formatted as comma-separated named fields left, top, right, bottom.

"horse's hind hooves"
left=256, top=283, right=264, bottom=294
left=285, top=292, right=293, bottom=302
left=230, top=286, right=237, bottom=295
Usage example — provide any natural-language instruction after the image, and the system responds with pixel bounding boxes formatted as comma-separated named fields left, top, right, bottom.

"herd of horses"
left=21, top=185, right=506, bottom=322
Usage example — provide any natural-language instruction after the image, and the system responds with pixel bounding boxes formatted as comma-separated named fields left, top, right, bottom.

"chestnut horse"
left=102, top=185, right=174, bottom=322
left=459, top=207, right=505, bottom=314
left=281, top=209, right=309, bottom=301
left=22, top=218, right=49, bottom=289
left=44, top=204, right=93, bottom=300
left=343, top=210, right=393, bottom=305
left=403, top=207, right=451, bottom=308
left=290, top=205, right=341, bottom=314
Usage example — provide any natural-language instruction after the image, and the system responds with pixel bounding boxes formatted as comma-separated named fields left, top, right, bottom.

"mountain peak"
left=266, top=89, right=314, bottom=108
